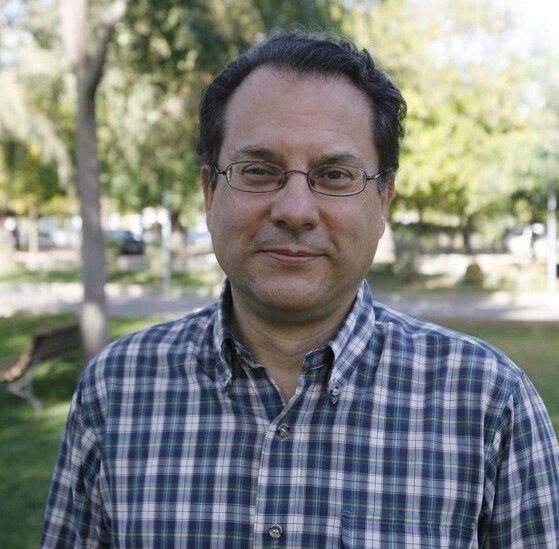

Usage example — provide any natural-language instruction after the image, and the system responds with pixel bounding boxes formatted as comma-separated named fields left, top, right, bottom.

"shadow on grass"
left=0, top=261, right=223, bottom=288
left=0, top=359, right=77, bottom=548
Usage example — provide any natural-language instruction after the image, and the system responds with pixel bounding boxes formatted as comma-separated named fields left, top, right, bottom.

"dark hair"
left=197, top=29, right=406, bottom=187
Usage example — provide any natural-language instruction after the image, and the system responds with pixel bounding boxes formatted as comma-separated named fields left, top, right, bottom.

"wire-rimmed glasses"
left=215, top=160, right=382, bottom=197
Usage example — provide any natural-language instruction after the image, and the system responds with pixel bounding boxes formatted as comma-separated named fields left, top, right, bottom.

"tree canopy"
left=1, top=0, right=557, bottom=238
left=347, top=0, right=558, bottom=247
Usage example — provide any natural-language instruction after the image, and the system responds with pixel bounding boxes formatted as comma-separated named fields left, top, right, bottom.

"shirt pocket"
left=341, top=512, right=477, bottom=549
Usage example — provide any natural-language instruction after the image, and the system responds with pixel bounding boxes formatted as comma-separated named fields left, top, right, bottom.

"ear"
left=201, top=165, right=214, bottom=230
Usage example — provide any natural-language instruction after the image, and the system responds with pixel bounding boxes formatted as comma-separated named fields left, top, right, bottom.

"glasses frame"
left=215, top=160, right=383, bottom=197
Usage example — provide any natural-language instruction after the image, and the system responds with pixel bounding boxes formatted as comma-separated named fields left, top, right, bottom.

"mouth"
left=262, top=247, right=324, bottom=265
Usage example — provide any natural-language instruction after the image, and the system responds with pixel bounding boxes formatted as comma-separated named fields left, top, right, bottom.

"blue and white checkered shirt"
left=41, top=280, right=559, bottom=548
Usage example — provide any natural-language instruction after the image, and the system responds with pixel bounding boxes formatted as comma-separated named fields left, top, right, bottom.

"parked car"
left=105, top=230, right=145, bottom=255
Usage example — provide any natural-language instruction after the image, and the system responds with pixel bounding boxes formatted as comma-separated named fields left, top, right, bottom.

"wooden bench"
left=0, top=321, right=81, bottom=410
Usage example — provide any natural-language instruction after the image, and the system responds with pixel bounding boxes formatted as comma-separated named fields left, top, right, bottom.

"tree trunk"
left=462, top=214, right=475, bottom=254
left=76, top=78, right=109, bottom=362
left=60, top=0, right=131, bottom=364
left=27, top=205, right=39, bottom=254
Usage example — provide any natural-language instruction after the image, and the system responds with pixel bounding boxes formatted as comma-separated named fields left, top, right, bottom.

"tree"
left=59, top=0, right=132, bottom=361
left=0, top=0, right=72, bottom=251
left=58, top=0, right=343, bottom=360
left=347, top=0, right=545, bottom=250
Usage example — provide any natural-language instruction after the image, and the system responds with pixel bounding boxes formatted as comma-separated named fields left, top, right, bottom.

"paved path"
left=1, top=282, right=558, bottom=322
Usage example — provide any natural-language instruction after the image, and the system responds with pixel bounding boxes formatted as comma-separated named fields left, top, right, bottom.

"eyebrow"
left=230, top=147, right=367, bottom=169
left=314, top=152, right=366, bottom=169
left=230, top=147, right=277, bottom=162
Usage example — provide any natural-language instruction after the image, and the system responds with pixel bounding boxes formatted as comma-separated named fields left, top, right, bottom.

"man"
left=42, top=31, right=559, bottom=548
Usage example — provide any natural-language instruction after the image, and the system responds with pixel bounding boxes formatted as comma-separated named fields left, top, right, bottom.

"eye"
left=240, top=162, right=280, bottom=178
left=315, top=166, right=354, bottom=180
left=323, top=168, right=351, bottom=180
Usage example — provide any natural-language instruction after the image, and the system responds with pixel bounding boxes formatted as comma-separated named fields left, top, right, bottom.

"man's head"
left=199, top=30, right=407, bottom=328
left=198, top=30, right=406, bottom=189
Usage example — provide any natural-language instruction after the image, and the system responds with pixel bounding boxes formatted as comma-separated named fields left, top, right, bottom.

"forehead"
left=221, top=67, right=377, bottom=164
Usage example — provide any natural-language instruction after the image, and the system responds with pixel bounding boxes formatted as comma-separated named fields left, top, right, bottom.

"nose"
left=269, top=170, right=320, bottom=230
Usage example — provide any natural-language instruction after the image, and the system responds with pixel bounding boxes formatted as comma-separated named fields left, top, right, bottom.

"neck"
left=228, top=290, right=353, bottom=401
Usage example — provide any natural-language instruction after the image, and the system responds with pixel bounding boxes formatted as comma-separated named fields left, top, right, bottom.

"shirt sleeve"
left=481, top=372, right=559, bottom=547
left=40, top=386, right=109, bottom=548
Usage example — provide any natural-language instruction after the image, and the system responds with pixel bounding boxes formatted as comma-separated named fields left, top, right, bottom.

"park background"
left=1, top=0, right=558, bottom=546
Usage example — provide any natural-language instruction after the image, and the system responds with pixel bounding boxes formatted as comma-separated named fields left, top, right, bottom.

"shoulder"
left=101, top=302, right=216, bottom=359
left=372, top=301, right=529, bottom=403
left=80, top=303, right=219, bottom=396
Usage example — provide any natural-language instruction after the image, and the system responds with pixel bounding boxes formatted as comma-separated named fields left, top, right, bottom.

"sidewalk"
left=0, top=282, right=216, bottom=319
left=1, top=282, right=558, bottom=322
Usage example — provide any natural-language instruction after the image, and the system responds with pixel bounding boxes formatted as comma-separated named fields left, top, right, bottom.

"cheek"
left=207, top=186, right=236, bottom=233
left=208, top=195, right=260, bottom=253
left=375, top=213, right=387, bottom=239
left=341, top=205, right=385, bottom=262
left=339, top=200, right=382, bottom=239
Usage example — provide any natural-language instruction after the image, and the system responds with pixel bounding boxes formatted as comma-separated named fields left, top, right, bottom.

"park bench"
left=0, top=321, right=81, bottom=410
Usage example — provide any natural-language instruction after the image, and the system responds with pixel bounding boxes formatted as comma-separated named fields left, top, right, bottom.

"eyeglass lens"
left=227, top=161, right=367, bottom=196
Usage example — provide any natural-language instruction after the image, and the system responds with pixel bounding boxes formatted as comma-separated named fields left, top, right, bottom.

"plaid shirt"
left=41, top=280, right=559, bottom=548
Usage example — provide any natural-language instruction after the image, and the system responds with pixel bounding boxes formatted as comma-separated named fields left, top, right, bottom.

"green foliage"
left=0, top=0, right=72, bottom=215
left=2, top=0, right=343, bottom=226
left=463, top=261, right=484, bottom=287
left=1, top=140, right=62, bottom=214
left=3, top=0, right=558, bottom=243
left=348, top=0, right=559, bottom=243
left=96, top=0, right=343, bottom=220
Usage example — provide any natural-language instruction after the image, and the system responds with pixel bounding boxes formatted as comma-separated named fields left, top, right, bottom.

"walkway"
left=1, top=282, right=558, bottom=322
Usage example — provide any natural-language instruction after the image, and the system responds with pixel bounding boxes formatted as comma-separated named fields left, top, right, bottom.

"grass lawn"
left=0, top=314, right=164, bottom=549
left=0, top=257, right=223, bottom=288
left=0, top=313, right=557, bottom=547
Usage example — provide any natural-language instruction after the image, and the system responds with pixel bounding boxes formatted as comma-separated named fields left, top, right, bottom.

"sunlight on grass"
left=0, top=256, right=223, bottom=288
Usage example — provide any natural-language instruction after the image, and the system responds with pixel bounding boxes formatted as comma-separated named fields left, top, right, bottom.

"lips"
left=265, top=247, right=321, bottom=257
left=260, top=246, right=325, bottom=266
left=253, top=232, right=334, bottom=264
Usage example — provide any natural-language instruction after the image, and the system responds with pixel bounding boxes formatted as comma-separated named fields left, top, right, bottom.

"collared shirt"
left=41, top=280, right=559, bottom=548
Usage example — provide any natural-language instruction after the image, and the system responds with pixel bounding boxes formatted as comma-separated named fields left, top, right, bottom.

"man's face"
left=202, top=67, right=393, bottom=327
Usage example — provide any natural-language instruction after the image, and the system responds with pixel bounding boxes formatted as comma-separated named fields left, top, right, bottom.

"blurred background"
left=1, top=0, right=557, bottom=299
left=0, top=2, right=558, bottom=545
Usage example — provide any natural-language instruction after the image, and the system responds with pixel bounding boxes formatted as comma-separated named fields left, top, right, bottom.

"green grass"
left=0, top=314, right=164, bottom=549
left=0, top=314, right=557, bottom=547
left=0, top=268, right=80, bottom=284
left=0, top=265, right=222, bottom=288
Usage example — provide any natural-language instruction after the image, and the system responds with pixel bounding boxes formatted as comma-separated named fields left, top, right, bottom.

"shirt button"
left=277, top=424, right=290, bottom=438
left=268, top=524, right=283, bottom=539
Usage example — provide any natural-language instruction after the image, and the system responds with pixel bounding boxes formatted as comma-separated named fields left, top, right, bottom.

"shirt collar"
left=210, top=280, right=236, bottom=388
left=211, top=279, right=377, bottom=394
left=323, top=280, right=377, bottom=400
